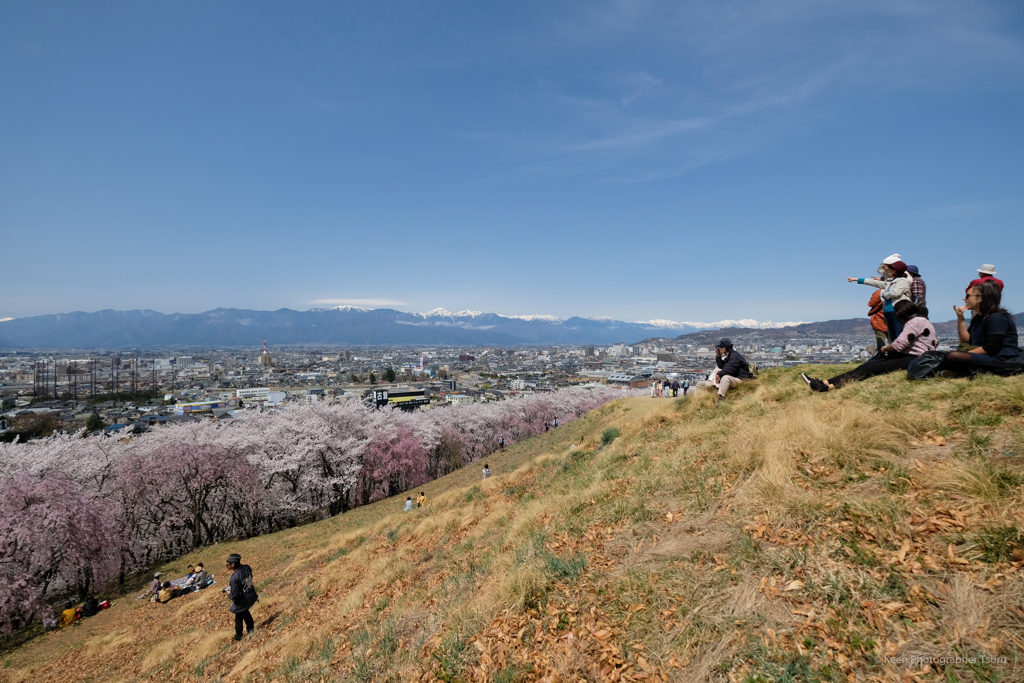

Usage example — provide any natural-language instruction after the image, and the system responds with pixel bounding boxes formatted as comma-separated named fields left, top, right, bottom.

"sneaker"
left=801, top=372, right=813, bottom=388
left=233, top=635, right=242, bottom=641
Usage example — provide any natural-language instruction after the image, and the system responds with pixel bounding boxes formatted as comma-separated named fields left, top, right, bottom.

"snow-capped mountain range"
left=0, top=305, right=809, bottom=349
left=323, top=306, right=805, bottom=330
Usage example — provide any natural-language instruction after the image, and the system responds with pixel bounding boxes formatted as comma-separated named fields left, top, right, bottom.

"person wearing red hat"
left=848, top=259, right=913, bottom=342
left=966, top=264, right=1004, bottom=294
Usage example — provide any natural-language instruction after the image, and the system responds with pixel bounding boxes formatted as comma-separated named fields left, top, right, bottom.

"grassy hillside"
left=4, top=368, right=1024, bottom=682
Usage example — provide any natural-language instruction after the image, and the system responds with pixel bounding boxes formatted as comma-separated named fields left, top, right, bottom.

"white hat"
left=882, top=253, right=902, bottom=265
left=979, top=264, right=996, bottom=275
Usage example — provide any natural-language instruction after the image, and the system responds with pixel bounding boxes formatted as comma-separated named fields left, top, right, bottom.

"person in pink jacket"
left=802, top=301, right=936, bottom=391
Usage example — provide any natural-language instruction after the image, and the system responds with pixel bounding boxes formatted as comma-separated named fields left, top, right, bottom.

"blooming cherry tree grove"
left=0, top=384, right=628, bottom=628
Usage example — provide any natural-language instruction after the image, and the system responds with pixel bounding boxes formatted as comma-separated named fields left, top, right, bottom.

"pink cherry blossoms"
left=0, top=385, right=627, bottom=631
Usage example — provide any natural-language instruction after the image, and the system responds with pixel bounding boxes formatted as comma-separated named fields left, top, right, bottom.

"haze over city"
left=2, top=1, right=1022, bottom=323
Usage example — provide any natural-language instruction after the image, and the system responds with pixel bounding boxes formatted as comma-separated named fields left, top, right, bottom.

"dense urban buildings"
left=0, top=322, right=964, bottom=441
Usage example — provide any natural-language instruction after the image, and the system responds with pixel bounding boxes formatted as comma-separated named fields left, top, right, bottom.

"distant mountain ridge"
left=0, top=306, right=809, bottom=349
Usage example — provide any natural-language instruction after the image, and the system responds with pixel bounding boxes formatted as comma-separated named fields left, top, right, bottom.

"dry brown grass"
left=5, top=373, right=1024, bottom=682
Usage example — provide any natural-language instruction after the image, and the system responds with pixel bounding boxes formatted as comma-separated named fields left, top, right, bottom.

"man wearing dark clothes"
left=223, top=553, right=258, bottom=641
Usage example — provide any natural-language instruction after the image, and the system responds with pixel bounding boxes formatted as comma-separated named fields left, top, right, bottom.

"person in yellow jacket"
left=157, top=581, right=175, bottom=603
left=58, top=602, right=78, bottom=627
left=417, top=492, right=425, bottom=508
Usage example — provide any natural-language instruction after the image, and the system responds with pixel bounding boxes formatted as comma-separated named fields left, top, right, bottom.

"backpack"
left=907, top=351, right=945, bottom=380
left=747, top=362, right=759, bottom=379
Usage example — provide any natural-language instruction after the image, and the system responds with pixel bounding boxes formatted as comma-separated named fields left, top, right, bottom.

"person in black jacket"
left=223, top=553, right=258, bottom=641
left=709, top=338, right=751, bottom=405
left=939, top=281, right=1021, bottom=377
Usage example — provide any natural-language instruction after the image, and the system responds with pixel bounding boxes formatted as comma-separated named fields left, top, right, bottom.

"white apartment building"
left=237, top=387, right=271, bottom=401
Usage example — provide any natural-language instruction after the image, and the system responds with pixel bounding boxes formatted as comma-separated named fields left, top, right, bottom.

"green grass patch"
left=544, top=552, right=586, bottom=582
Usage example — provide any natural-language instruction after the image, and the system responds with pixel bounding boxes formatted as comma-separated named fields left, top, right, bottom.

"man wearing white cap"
left=967, top=264, right=1004, bottom=293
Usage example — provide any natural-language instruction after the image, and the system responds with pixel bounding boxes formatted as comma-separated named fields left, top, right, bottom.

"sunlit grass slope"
left=5, top=368, right=1024, bottom=682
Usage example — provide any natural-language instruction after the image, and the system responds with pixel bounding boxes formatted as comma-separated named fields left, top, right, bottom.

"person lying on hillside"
left=938, top=280, right=1021, bottom=377
left=81, top=597, right=100, bottom=618
left=802, top=301, right=936, bottom=391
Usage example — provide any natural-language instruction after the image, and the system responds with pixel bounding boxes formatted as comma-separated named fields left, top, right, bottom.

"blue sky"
left=1, top=1, right=1022, bottom=324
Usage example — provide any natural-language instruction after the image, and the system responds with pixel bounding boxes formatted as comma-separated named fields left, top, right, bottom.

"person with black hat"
left=706, top=338, right=751, bottom=405
left=223, top=553, right=258, bottom=641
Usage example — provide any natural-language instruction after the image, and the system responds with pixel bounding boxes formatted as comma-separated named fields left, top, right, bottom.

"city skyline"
left=2, top=1, right=1022, bottom=322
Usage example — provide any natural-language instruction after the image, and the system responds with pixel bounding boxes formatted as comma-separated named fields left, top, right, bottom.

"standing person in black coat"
left=223, top=553, right=258, bottom=641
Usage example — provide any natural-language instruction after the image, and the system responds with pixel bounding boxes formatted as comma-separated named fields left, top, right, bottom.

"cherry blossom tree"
left=0, top=473, right=119, bottom=632
left=0, top=383, right=630, bottom=613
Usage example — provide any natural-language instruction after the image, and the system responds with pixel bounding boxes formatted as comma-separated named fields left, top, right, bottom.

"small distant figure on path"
left=649, top=380, right=656, bottom=398
left=498, top=435, right=504, bottom=450
left=553, top=417, right=559, bottom=428
left=682, top=378, right=689, bottom=395
left=671, top=379, right=680, bottom=397
left=223, top=553, right=258, bottom=642
left=417, top=492, right=425, bottom=508
left=404, top=497, right=413, bottom=512
left=483, top=463, right=491, bottom=479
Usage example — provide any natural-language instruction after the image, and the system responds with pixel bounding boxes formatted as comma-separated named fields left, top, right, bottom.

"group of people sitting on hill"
left=800, top=258, right=1019, bottom=392
left=141, top=563, right=214, bottom=603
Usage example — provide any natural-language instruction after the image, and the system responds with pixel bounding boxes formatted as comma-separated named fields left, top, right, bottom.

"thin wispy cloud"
left=310, top=298, right=409, bottom=307
left=504, top=0, right=1024, bottom=180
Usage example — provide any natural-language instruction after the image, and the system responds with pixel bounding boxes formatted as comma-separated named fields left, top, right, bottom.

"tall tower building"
left=259, top=338, right=273, bottom=367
